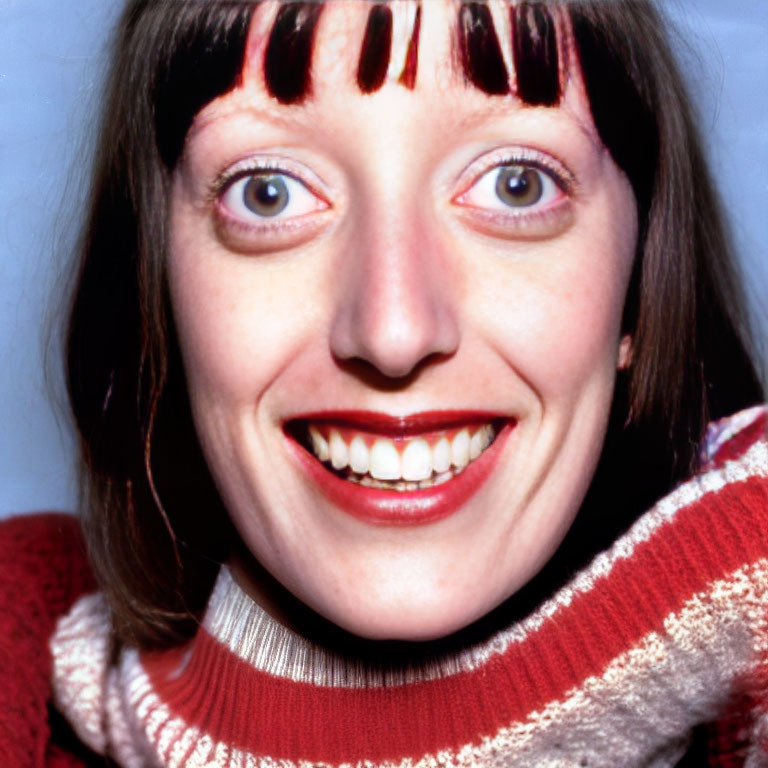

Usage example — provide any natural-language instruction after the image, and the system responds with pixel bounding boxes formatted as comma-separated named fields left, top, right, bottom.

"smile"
left=308, top=422, right=498, bottom=490
left=285, top=412, right=514, bottom=525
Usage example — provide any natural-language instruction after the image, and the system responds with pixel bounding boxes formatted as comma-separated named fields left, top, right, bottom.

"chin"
left=305, top=579, right=504, bottom=643
left=333, top=611, right=479, bottom=643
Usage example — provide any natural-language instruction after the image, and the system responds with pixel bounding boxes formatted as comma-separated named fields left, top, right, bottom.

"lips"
left=285, top=411, right=514, bottom=525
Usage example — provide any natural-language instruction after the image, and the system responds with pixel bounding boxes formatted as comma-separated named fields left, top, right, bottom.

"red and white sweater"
left=3, top=406, right=768, bottom=767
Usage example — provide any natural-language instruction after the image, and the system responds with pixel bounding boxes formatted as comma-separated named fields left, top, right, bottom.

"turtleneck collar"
left=49, top=407, right=768, bottom=768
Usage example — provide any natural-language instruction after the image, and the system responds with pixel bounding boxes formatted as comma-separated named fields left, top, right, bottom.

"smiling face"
left=167, top=0, right=637, bottom=641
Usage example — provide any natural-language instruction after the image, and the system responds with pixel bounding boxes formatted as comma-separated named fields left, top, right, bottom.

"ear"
left=617, top=334, right=633, bottom=371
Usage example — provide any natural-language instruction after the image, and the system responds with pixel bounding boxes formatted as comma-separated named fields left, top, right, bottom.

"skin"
left=167, top=1, right=637, bottom=641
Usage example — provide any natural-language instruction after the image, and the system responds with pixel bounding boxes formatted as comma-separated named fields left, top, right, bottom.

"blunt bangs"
left=153, top=3, right=256, bottom=169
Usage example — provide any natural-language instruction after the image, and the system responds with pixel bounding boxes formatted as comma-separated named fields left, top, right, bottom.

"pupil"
left=244, top=175, right=289, bottom=216
left=496, top=166, right=543, bottom=207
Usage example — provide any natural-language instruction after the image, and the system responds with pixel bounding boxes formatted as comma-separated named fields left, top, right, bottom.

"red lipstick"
left=285, top=411, right=514, bottom=526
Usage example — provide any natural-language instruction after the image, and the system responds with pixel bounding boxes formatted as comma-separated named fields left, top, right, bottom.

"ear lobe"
left=618, top=335, right=633, bottom=371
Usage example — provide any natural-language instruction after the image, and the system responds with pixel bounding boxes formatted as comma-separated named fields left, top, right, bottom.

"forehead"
left=182, top=0, right=604, bottom=159
left=243, top=0, right=565, bottom=105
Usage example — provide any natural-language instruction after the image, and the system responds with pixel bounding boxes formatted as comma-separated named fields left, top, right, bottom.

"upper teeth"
left=308, top=425, right=496, bottom=482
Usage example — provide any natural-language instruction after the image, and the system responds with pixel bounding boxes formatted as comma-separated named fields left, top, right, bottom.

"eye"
left=221, top=172, right=325, bottom=222
left=460, top=163, right=562, bottom=212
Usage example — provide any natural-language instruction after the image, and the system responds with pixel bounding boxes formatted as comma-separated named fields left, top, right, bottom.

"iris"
left=495, top=166, right=544, bottom=207
left=243, top=175, right=290, bottom=217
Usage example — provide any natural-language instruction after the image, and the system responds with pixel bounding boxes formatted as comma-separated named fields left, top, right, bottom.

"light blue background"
left=0, top=1, right=766, bottom=518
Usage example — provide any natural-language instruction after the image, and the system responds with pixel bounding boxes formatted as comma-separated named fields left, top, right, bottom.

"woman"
left=2, top=0, right=766, bottom=765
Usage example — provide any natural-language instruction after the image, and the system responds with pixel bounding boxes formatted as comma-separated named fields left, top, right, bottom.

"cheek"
left=471, top=263, right=628, bottom=401
left=168, top=269, right=271, bottom=404
left=167, top=208, right=324, bottom=406
left=539, top=273, right=625, bottom=382
left=473, top=188, right=636, bottom=396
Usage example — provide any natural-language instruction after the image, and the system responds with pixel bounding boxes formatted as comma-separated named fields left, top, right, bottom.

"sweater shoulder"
left=613, top=405, right=768, bottom=583
left=0, top=513, right=96, bottom=768
left=0, top=512, right=95, bottom=615
left=700, top=404, right=767, bottom=470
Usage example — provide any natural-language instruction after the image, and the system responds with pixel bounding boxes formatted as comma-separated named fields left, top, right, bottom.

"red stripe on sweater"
left=712, top=413, right=768, bottom=468
left=140, top=476, right=768, bottom=764
left=0, top=513, right=95, bottom=768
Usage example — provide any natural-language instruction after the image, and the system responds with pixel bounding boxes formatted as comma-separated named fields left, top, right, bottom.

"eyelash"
left=468, top=148, right=572, bottom=191
left=208, top=147, right=574, bottom=250
left=211, top=160, right=329, bottom=234
left=453, top=148, right=575, bottom=236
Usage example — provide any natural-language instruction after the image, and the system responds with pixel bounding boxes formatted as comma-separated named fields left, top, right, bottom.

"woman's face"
left=168, top=1, right=637, bottom=640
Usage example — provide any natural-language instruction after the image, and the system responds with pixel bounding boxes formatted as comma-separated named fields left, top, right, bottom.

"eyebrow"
left=260, top=1, right=563, bottom=105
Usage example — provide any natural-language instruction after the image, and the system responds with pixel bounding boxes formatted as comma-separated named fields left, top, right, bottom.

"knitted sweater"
left=2, top=406, right=768, bottom=767
left=0, top=512, right=97, bottom=767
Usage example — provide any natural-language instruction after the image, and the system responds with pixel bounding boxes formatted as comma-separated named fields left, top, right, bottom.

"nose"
left=329, top=214, right=460, bottom=379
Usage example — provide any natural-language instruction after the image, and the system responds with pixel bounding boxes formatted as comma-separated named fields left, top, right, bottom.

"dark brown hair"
left=66, top=0, right=764, bottom=648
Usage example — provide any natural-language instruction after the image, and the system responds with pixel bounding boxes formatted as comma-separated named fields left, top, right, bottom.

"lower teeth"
left=337, top=467, right=461, bottom=491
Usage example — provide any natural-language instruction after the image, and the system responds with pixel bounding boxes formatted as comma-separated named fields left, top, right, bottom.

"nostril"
left=331, top=354, right=431, bottom=387
left=329, top=301, right=460, bottom=381
left=333, top=343, right=458, bottom=382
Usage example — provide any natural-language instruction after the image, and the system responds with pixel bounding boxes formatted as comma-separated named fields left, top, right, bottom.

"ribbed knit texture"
left=4, top=407, right=768, bottom=767
left=0, top=513, right=96, bottom=767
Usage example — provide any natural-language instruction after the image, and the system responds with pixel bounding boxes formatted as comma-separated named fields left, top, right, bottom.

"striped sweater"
left=29, top=407, right=768, bottom=765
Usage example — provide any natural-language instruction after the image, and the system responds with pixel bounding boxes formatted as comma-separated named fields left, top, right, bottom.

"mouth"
left=285, top=411, right=514, bottom=525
